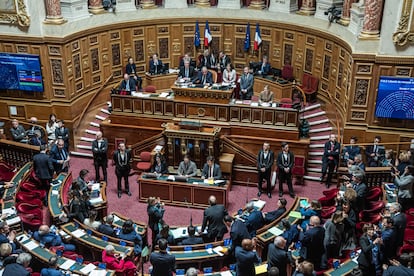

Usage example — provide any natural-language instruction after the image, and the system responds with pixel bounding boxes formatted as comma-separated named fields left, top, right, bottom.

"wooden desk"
left=254, top=77, right=293, bottom=100
left=145, top=73, right=178, bottom=90
left=138, top=175, right=231, bottom=208
left=338, top=166, right=392, bottom=187
left=171, top=85, right=233, bottom=104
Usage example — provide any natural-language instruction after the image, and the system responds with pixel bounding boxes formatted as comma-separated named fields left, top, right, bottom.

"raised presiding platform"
left=172, top=85, right=233, bottom=104
left=138, top=174, right=231, bottom=208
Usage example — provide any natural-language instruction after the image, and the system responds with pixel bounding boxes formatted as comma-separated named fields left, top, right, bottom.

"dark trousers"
left=279, top=171, right=294, bottom=195
left=322, top=159, right=336, bottom=186
left=258, top=170, right=271, bottom=193
left=94, top=162, right=107, bottom=182
left=115, top=168, right=130, bottom=192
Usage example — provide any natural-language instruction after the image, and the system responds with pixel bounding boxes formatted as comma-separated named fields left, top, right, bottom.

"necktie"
left=155, top=63, right=158, bottom=74
left=210, top=166, right=213, bottom=178
left=126, top=80, right=130, bottom=91
left=60, top=149, right=66, bottom=160
left=185, top=69, right=188, bottom=78
left=374, top=145, right=377, bottom=153
left=202, top=75, right=206, bottom=85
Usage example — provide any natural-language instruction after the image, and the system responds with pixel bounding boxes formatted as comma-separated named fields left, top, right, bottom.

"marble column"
left=298, top=0, right=316, bottom=15
left=195, top=0, right=211, bottom=7
left=348, top=1, right=365, bottom=36
left=268, top=0, right=298, bottom=13
left=315, top=0, right=344, bottom=21
left=89, top=0, right=105, bottom=14
left=165, top=0, right=188, bottom=8
left=61, top=0, right=90, bottom=21
left=141, top=0, right=157, bottom=8
left=44, top=0, right=67, bottom=24
left=360, top=0, right=384, bottom=38
left=218, top=0, right=242, bottom=9
left=339, top=0, right=356, bottom=25
left=249, top=0, right=266, bottom=9
left=115, top=0, right=137, bottom=11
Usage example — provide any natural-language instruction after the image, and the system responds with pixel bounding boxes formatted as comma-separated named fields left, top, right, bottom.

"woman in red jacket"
left=102, top=245, right=136, bottom=276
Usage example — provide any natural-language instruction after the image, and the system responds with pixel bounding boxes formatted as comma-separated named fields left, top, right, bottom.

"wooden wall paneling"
left=164, top=101, right=174, bottom=116
left=218, top=106, right=228, bottom=121
left=223, top=25, right=233, bottom=57
left=133, top=98, right=143, bottom=114
left=154, top=100, right=164, bottom=115
left=99, top=32, right=111, bottom=78
left=146, top=26, right=157, bottom=62
left=170, top=24, right=182, bottom=68
left=234, top=25, right=248, bottom=70
left=263, top=110, right=274, bottom=125
left=241, top=108, right=251, bottom=123
left=187, top=104, right=216, bottom=120
left=230, top=107, right=240, bottom=122
left=175, top=102, right=185, bottom=118
left=209, top=24, right=222, bottom=54
left=272, top=29, right=282, bottom=68
left=143, top=99, right=154, bottom=114
left=123, top=97, right=133, bottom=112
left=252, top=109, right=262, bottom=124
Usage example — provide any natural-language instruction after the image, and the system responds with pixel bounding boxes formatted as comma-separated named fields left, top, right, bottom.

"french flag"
left=254, top=23, right=262, bottom=51
left=204, top=20, right=212, bottom=47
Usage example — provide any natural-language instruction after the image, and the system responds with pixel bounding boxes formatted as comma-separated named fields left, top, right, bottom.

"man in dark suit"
left=179, top=53, right=192, bottom=67
left=365, top=136, right=385, bottom=167
left=33, top=144, right=54, bottom=189
left=320, top=134, right=340, bottom=188
left=10, top=119, right=28, bottom=143
left=264, top=197, right=287, bottom=223
left=257, top=55, right=271, bottom=76
left=98, top=214, right=115, bottom=237
left=299, top=216, right=325, bottom=271
left=390, top=202, right=406, bottom=253
left=178, top=60, right=195, bottom=81
left=3, top=252, right=31, bottom=276
left=113, top=142, right=132, bottom=198
left=54, top=120, right=69, bottom=151
left=125, top=57, right=142, bottom=90
left=383, top=253, right=414, bottom=276
left=149, top=53, right=163, bottom=75
left=218, top=51, right=231, bottom=72
left=200, top=195, right=228, bottom=242
left=194, top=66, right=213, bottom=86
left=181, top=225, right=203, bottom=245
left=225, top=215, right=250, bottom=255
left=50, top=138, right=70, bottom=174
left=92, top=131, right=108, bottom=182
left=198, top=49, right=210, bottom=69
left=235, top=238, right=261, bottom=276
left=239, top=66, right=254, bottom=100
left=357, top=223, right=381, bottom=275
left=118, top=73, right=137, bottom=94
left=267, top=236, right=292, bottom=276
left=346, top=170, right=367, bottom=213
left=277, top=142, right=295, bottom=198
left=201, top=156, right=222, bottom=180
left=244, top=202, right=264, bottom=237
left=257, top=142, right=274, bottom=198
left=150, top=238, right=176, bottom=276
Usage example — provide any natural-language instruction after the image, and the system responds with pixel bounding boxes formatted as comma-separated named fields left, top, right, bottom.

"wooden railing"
left=337, top=166, right=393, bottom=188
left=0, top=139, right=39, bottom=168
left=220, top=135, right=257, bottom=165
left=326, top=89, right=342, bottom=143
left=130, top=132, right=165, bottom=161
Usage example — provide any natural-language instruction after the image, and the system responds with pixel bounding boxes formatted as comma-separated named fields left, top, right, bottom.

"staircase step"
left=101, top=108, right=111, bottom=115
left=308, top=167, right=322, bottom=173
left=95, top=115, right=106, bottom=121
left=310, top=135, right=330, bottom=141
left=309, top=119, right=329, bottom=126
left=303, top=111, right=326, bottom=120
left=80, top=137, right=95, bottom=142
left=77, top=144, right=92, bottom=150
left=309, top=143, right=324, bottom=148
left=70, top=151, right=93, bottom=158
left=308, top=159, right=323, bottom=164
left=309, top=126, right=333, bottom=133
left=90, top=122, right=100, bottom=128
left=300, top=103, right=321, bottom=113
left=308, top=151, right=323, bottom=156
left=304, top=175, right=321, bottom=181
left=85, top=129, right=98, bottom=135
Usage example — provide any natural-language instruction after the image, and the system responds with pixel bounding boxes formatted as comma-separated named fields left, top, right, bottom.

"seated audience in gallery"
left=396, top=150, right=411, bottom=175
left=0, top=127, right=7, bottom=140
left=365, top=136, right=385, bottom=167
left=3, top=252, right=32, bottom=276
left=118, top=73, right=138, bottom=94
left=194, top=66, right=213, bottom=86
left=218, top=51, right=231, bottom=72
left=342, top=136, right=360, bottom=165
left=84, top=209, right=102, bottom=231
left=102, top=244, right=137, bottom=275
left=98, top=214, right=116, bottom=237
left=178, top=60, right=195, bottom=82
left=151, top=154, right=169, bottom=174
left=118, top=219, right=143, bottom=255
left=382, top=149, right=396, bottom=167
left=149, top=53, right=164, bottom=75
left=222, top=63, right=236, bottom=84
left=46, top=113, right=58, bottom=144
left=40, top=255, right=62, bottom=276
left=33, top=225, right=76, bottom=252
left=27, top=117, right=45, bottom=140
left=155, top=224, right=175, bottom=246
left=29, top=130, right=46, bottom=146
left=125, top=56, right=142, bottom=90
left=347, top=154, right=365, bottom=171
left=259, top=85, right=274, bottom=106
left=256, top=55, right=271, bottom=77
left=10, top=119, right=28, bottom=143
left=180, top=225, right=204, bottom=246
left=263, top=197, right=287, bottom=224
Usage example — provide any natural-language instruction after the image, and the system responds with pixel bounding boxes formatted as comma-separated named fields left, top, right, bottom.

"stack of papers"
left=6, top=216, right=21, bottom=225
left=72, top=229, right=86, bottom=238
left=60, top=259, right=76, bottom=270
left=252, top=199, right=266, bottom=210
left=268, top=226, right=283, bottom=236
left=213, top=246, right=224, bottom=256
left=289, top=211, right=302, bottom=219
left=80, top=263, right=97, bottom=274
left=90, top=270, right=107, bottom=276
left=24, top=240, right=39, bottom=250
left=89, top=197, right=103, bottom=205
left=2, top=207, right=16, bottom=217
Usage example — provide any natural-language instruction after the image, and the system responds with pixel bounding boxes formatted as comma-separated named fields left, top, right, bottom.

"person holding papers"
left=177, top=154, right=197, bottom=177
left=50, top=138, right=70, bottom=174
left=200, top=195, right=228, bottom=242
left=201, top=156, right=222, bottom=180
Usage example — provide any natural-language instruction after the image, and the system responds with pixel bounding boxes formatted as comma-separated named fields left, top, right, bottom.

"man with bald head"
left=33, top=225, right=76, bottom=252
left=267, top=236, right=292, bottom=276
left=235, top=238, right=261, bottom=276
left=92, top=131, right=108, bottom=182
left=299, top=216, right=325, bottom=270
left=200, top=195, right=228, bottom=242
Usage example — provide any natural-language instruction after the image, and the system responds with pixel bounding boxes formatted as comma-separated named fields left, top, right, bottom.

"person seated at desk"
left=125, top=57, right=142, bottom=90
left=194, top=66, right=213, bottom=86
left=118, top=73, right=137, bottom=95
left=40, top=256, right=63, bottom=276
left=256, top=55, right=271, bottom=77
left=178, top=60, right=195, bottom=82
left=102, top=244, right=137, bottom=275
left=118, top=219, right=143, bottom=255
left=263, top=197, right=287, bottom=224
left=0, top=222, right=18, bottom=254
left=98, top=214, right=116, bottom=237
left=239, top=66, right=254, bottom=100
left=33, top=225, right=76, bottom=252
left=347, top=154, right=365, bottom=171
left=180, top=225, right=203, bottom=245
left=179, top=53, right=193, bottom=67
left=149, top=53, right=164, bottom=75
left=84, top=209, right=101, bottom=231
left=259, top=85, right=274, bottom=106
left=201, top=156, right=222, bottom=180
left=177, top=154, right=197, bottom=177
left=342, top=136, right=360, bottom=165
left=244, top=202, right=264, bottom=237
left=365, top=135, right=385, bottom=167
left=10, top=119, right=28, bottom=143
left=222, top=63, right=236, bottom=84
left=28, top=129, right=46, bottom=146
left=218, top=51, right=231, bottom=72
left=155, top=224, right=175, bottom=246
left=76, top=169, right=89, bottom=192
left=151, top=154, right=169, bottom=174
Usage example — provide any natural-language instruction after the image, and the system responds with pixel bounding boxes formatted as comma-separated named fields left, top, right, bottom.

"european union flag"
left=194, top=21, right=201, bottom=47
left=244, top=22, right=250, bottom=51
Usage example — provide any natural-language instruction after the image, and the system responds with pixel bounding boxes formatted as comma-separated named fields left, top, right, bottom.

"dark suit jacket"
left=267, top=243, right=291, bottom=276
left=195, top=71, right=213, bottom=85
left=300, top=226, right=325, bottom=270
left=201, top=204, right=228, bottom=239
left=92, top=138, right=108, bottom=166
left=239, top=73, right=254, bottom=98
left=3, top=263, right=30, bottom=276
left=150, top=251, right=176, bottom=276
left=55, top=127, right=69, bottom=149
left=353, top=182, right=367, bottom=212
left=365, top=144, right=385, bottom=167
left=230, top=220, right=250, bottom=253
left=181, top=236, right=204, bottom=245
left=10, top=125, right=26, bottom=142
left=393, top=212, right=407, bottom=246
left=343, top=145, right=360, bottom=161
left=201, top=163, right=222, bottom=180
left=383, top=265, right=414, bottom=276
left=125, top=63, right=137, bottom=75
left=235, top=246, right=261, bottom=276
left=357, top=234, right=375, bottom=269
left=257, top=150, right=274, bottom=174
left=258, top=62, right=271, bottom=76
left=277, top=151, right=295, bottom=175
left=40, top=267, right=64, bottom=276
left=97, top=223, right=115, bottom=237
left=178, top=66, right=195, bottom=79
left=149, top=59, right=164, bottom=74
left=219, top=55, right=231, bottom=71
left=264, top=207, right=286, bottom=223
left=33, top=152, right=54, bottom=180
left=382, top=227, right=397, bottom=260
left=323, top=141, right=340, bottom=165
left=118, top=78, right=137, bottom=92
left=147, top=204, right=165, bottom=232
left=151, top=161, right=169, bottom=174
left=246, top=210, right=264, bottom=237
left=112, top=150, right=131, bottom=172
left=49, top=144, right=70, bottom=174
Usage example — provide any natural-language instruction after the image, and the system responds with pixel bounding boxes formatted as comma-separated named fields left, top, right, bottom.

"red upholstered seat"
left=16, top=200, right=43, bottom=213
left=16, top=191, right=39, bottom=202
left=292, top=155, right=306, bottom=185
left=321, top=206, right=336, bottom=219
left=323, top=188, right=339, bottom=197
left=136, top=151, right=152, bottom=172
left=144, top=85, right=157, bottom=93
left=300, top=73, right=319, bottom=102
left=280, top=98, right=293, bottom=108
left=20, top=211, right=43, bottom=230
left=318, top=191, right=337, bottom=207
left=20, top=182, right=47, bottom=198
left=281, top=64, right=294, bottom=81
left=399, top=243, right=414, bottom=255
left=29, top=170, right=40, bottom=184
left=366, top=187, right=383, bottom=201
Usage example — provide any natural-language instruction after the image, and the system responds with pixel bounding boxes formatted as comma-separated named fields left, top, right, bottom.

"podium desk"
left=254, top=76, right=293, bottom=99
left=145, top=72, right=178, bottom=90
left=138, top=175, right=231, bottom=209
left=171, top=85, right=233, bottom=104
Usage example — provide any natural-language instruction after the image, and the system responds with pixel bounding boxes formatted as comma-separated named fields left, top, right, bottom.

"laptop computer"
left=174, top=176, right=188, bottom=183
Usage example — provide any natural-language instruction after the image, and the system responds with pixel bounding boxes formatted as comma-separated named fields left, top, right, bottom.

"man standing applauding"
left=257, top=142, right=274, bottom=198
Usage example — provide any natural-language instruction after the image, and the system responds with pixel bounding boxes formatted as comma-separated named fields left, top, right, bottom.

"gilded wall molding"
left=0, top=0, right=30, bottom=27
left=393, top=0, right=414, bottom=46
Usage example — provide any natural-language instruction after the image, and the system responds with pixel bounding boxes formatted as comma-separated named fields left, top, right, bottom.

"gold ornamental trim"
left=393, top=0, right=414, bottom=46
left=0, top=0, right=30, bottom=27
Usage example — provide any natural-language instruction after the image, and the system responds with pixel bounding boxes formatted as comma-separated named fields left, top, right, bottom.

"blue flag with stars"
left=244, top=22, right=250, bottom=51
left=194, top=21, right=201, bottom=47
